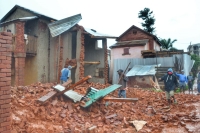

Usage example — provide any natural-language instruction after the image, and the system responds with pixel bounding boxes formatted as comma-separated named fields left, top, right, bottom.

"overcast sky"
left=0, top=0, right=200, bottom=51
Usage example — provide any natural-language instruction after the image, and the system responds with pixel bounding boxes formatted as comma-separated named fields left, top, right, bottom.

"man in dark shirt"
left=117, top=69, right=128, bottom=98
left=187, top=72, right=194, bottom=94
left=159, top=68, right=178, bottom=108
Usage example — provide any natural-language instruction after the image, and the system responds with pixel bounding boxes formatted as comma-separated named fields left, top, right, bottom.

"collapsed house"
left=0, top=5, right=116, bottom=86
left=126, top=65, right=160, bottom=89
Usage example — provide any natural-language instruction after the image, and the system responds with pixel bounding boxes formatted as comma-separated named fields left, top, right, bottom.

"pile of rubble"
left=11, top=82, right=200, bottom=133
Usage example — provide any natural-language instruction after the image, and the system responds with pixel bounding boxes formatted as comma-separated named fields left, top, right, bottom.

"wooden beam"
left=103, top=97, right=138, bottom=102
left=84, top=61, right=100, bottom=64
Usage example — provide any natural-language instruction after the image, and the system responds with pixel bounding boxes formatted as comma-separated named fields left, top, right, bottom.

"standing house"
left=109, top=25, right=162, bottom=82
left=0, top=5, right=57, bottom=86
left=0, top=5, right=116, bottom=86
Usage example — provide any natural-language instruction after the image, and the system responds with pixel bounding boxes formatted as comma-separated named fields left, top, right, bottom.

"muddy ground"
left=11, top=81, right=200, bottom=133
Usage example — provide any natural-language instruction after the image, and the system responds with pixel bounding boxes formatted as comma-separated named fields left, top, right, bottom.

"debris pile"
left=11, top=82, right=200, bottom=133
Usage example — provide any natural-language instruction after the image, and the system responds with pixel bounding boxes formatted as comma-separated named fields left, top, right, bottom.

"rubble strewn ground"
left=11, top=82, right=200, bottom=133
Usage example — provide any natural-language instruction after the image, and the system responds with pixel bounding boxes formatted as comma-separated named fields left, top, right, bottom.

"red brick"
left=6, top=57, right=11, bottom=61
left=2, top=36, right=12, bottom=41
left=6, top=73, right=11, bottom=77
left=0, top=82, right=6, bottom=87
left=0, top=35, right=3, bottom=39
left=3, top=90, right=10, bottom=95
left=0, top=77, right=11, bottom=82
left=1, top=104, right=11, bottom=109
left=1, top=31, right=12, bottom=36
left=1, top=130, right=11, bottom=133
left=0, top=39, right=6, bottom=44
left=1, top=121, right=10, bottom=127
left=6, top=81, right=11, bottom=86
left=0, top=73, right=6, bottom=77
left=0, top=48, right=6, bottom=51
left=0, top=95, right=10, bottom=100
left=6, top=40, right=12, bottom=44
left=0, top=99, right=11, bottom=104
left=1, top=52, right=11, bottom=57
left=0, top=87, right=10, bottom=91
left=1, top=69, right=11, bottom=73
left=0, top=108, right=10, bottom=114
left=0, top=56, right=6, bottom=60
left=0, top=113, right=10, bottom=117
left=6, top=47, right=12, bottom=52
left=1, top=44, right=11, bottom=48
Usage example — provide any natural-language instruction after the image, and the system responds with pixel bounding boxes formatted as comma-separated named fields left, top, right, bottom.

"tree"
left=159, top=38, right=177, bottom=50
left=191, top=54, right=200, bottom=77
left=138, top=8, right=156, bottom=34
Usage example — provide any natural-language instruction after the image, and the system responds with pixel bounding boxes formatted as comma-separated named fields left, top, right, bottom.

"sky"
left=0, top=0, right=200, bottom=51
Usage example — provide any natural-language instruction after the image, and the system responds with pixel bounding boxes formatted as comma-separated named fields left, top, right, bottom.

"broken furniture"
left=37, top=75, right=92, bottom=103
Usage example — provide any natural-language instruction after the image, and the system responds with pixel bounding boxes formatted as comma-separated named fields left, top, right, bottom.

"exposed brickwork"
left=103, top=39, right=108, bottom=84
left=58, top=36, right=64, bottom=82
left=79, top=26, right=85, bottom=79
left=118, top=28, right=154, bottom=50
left=14, top=22, right=26, bottom=86
left=0, top=31, right=12, bottom=133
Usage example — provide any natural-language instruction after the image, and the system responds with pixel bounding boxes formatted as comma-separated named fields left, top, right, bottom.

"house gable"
left=117, top=27, right=153, bottom=42
left=1, top=5, right=56, bottom=23
left=5, top=8, right=35, bottom=22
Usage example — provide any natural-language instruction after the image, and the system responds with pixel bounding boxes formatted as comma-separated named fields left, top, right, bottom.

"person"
left=175, top=70, right=188, bottom=94
left=60, top=65, right=72, bottom=84
left=187, top=72, right=194, bottom=94
left=117, top=69, right=128, bottom=98
left=159, top=68, right=178, bottom=108
left=197, top=71, right=200, bottom=95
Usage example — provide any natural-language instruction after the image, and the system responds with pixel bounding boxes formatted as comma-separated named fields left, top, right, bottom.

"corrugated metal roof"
left=0, top=16, right=38, bottom=25
left=48, top=14, right=82, bottom=37
left=126, top=64, right=161, bottom=77
left=109, top=39, right=148, bottom=48
left=84, top=28, right=117, bottom=38
left=64, top=90, right=83, bottom=102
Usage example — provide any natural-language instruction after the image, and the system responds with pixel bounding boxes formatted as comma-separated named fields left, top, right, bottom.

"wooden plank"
left=103, top=97, right=138, bottom=102
left=84, top=61, right=100, bottom=64
left=38, top=91, right=57, bottom=103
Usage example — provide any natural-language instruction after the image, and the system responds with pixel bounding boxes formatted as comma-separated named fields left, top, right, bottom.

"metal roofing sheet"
left=84, top=28, right=117, bottom=38
left=0, top=16, right=38, bottom=25
left=64, top=90, right=83, bottom=102
left=109, top=39, right=148, bottom=48
left=48, top=14, right=82, bottom=37
left=126, top=64, right=161, bottom=77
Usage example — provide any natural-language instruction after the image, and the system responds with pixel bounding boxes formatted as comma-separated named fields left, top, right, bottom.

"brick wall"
left=14, top=22, right=26, bottom=86
left=0, top=31, right=12, bottom=133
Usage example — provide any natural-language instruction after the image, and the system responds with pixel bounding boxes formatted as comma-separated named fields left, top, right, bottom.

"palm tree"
left=160, top=38, right=177, bottom=50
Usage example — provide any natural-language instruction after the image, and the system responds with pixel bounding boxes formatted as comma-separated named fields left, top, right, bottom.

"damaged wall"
left=0, top=31, right=12, bottom=133
left=127, top=76, right=155, bottom=88
left=84, top=35, right=105, bottom=84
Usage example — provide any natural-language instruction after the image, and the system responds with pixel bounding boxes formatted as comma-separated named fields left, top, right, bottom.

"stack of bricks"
left=103, top=39, right=108, bottom=84
left=79, top=26, right=85, bottom=80
left=0, top=31, right=12, bottom=133
left=14, top=22, right=26, bottom=86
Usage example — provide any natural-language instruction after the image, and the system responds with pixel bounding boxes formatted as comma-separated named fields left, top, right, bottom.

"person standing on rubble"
left=159, top=68, right=178, bottom=108
left=174, top=70, right=188, bottom=94
left=60, top=65, right=72, bottom=84
left=117, top=69, right=128, bottom=98
left=187, top=72, right=194, bottom=94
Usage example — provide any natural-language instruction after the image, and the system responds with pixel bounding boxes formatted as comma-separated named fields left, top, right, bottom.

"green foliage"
left=138, top=8, right=156, bottom=34
left=191, top=54, right=200, bottom=77
left=159, top=38, right=177, bottom=50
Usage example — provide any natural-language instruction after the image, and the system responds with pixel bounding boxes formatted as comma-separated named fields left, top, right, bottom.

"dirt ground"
left=11, top=81, right=200, bottom=133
